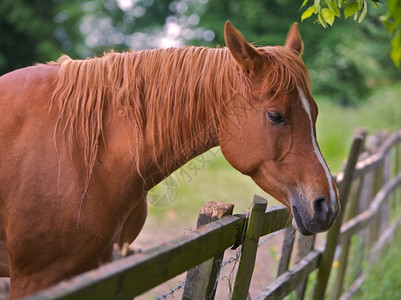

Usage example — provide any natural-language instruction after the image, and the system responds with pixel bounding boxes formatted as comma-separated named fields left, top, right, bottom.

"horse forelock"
left=259, top=46, right=311, bottom=100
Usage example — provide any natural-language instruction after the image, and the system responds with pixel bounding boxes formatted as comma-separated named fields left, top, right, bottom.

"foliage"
left=381, top=0, right=401, bottom=66
left=300, top=0, right=381, bottom=26
left=0, top=0, right=87, bottom=74
left=301, top=0, right=401, bottom=67
left=1, top=1, right=399, bottom=104
left=192, top=0, right=399, bottom=105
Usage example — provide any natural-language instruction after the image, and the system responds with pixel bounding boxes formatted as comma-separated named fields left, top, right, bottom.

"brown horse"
left=0, top=22, right=339, bottom=298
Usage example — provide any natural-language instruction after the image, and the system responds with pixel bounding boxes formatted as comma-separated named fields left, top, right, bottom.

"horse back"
left=0, top=65, right=61, bottom=214
left=0, top=64, right=58, bottom=112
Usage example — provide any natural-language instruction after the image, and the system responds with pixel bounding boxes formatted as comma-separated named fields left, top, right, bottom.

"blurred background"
left=1, top=0, right=399, bottom=105
left=1, top=1, right=401, bottom=298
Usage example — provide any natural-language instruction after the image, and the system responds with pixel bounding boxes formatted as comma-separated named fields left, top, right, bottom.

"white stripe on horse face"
left=298, top=87, right=337, bottom=208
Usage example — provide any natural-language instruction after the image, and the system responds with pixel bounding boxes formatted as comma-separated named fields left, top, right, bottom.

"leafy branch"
left=300, top=0, right=401, bottom=66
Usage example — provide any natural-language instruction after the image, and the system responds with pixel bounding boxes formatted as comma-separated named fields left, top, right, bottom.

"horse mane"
left=50, top=45, right=310, bottom=186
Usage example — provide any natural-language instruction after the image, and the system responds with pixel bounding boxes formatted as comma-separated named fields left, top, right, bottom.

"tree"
left=1, top=0, right=398, bottom=105
left=189, top=0, right=398, bottom=105
left=0, top=0, right=88, bottom=74
left=300, top=0, right=401, bottom=66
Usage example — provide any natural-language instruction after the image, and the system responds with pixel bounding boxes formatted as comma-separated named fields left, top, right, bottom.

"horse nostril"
left=313, top=197, right=329, bottom=220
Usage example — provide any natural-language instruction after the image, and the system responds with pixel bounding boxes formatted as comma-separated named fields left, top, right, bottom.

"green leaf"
left=318, top=9, right=328, bottom=27
left=314, top=0, right=322, bottom=13
left=326, top=0, right=340, bottom=17
left=391, top=29, right=401, bottom=67
left=383, top=20, right=396, bottom=34
left=322, top=8, right=335, bottom=25
left=301, top=5, right=316, bottom=21
left=339, top=0, right=350, bottom=8
left=380, top=15, right=399, bottom=34
left=357, top=0, right=363, bottom=10
left=300, top=0, right=310, bottom=9
left=344, top=2, right=358, bottom=19
left=370, top=0, right=383, bottom=8
left=358, top=0, right=367, bottom=22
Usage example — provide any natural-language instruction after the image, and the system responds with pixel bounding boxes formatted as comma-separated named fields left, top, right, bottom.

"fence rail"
left=24, top=129, right=401, bottom=300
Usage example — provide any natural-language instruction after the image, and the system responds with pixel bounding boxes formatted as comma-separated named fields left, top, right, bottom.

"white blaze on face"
left=298, top=87, right=337, bottom=208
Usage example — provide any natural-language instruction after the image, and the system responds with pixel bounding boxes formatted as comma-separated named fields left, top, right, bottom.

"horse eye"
left=267, top=111, right=284, bottom=123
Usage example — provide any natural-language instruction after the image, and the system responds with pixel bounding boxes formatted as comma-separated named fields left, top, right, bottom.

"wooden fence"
left=24, top=129, right=401, bottom=300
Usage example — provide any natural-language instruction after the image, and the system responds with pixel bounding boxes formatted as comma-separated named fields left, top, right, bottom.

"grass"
left=352, top=227, right=401, bottom=300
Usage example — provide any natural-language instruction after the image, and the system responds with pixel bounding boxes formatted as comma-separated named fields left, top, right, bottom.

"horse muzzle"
left=291, top=196, right=340, bottom=236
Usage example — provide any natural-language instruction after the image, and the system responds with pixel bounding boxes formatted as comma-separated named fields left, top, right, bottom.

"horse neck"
left=137, top=47, right=243, bottom=188
left=141, top=124, right=218, bottom=189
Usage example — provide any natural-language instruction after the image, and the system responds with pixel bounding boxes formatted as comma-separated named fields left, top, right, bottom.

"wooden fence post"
left=355, top=158, right=375, bottom=282
left=370, top=162, right=384, bottom=247
left=182, top=201, right=234, bottom=300
left=277, top=226, right=296, bottom=277
left=391, top=140, right=400, bottom=210
left=380, top=151, right=391, bottom=231
left=295, top=235, right=315, bottom=299
left=396, top=140, right=401, bottom=210
left=333, top=131, right=367, bottom=298
left=313, top=131, right=366, bottom=300
left=231, top=195, right=267, bottom=300
left=332, top=176, right=364, bottom=298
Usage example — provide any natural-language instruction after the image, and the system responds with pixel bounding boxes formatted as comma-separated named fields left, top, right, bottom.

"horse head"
left=219, top=22, right=340, bottom=235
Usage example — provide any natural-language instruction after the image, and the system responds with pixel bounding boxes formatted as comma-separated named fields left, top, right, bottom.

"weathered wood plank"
left=339, top=274, right=366, bottom=300
left=260, top=205, right=291, bottom=236
left=183, top=201, right=234, bottom=300
left=295, top=234, right=315, bottom=299
left=392, top=141, right=400, bottom=209
left=369, top=216, right=401, bottom=263
left=335, top=152, right=381, bottom=183
left=333, top=175, right=365, bottom=298
left=335, top=132, right=401, bottom=183
left=340, top=210, right=373, bottom=242
left=369, top=173, right=401, bottom=213
left=370, top=161, right=384, bottom=245
left=378, top=132, right=401, bottom=155
left=277, top=226, right=296, bottom=277
left=231, top=195, right=267, bottom=300
left=340, top=172, right=401, bottom=242
left=255, top=248, right=322, bottom=300
left=24, top=215, right=246, bottom=300
left=313, top=132, right=365, bottom=300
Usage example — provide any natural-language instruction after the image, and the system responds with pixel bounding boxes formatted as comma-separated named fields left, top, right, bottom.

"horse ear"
left=224, top=21, right=261, bottom=74
left=284, top=23, right=303, bottom=55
